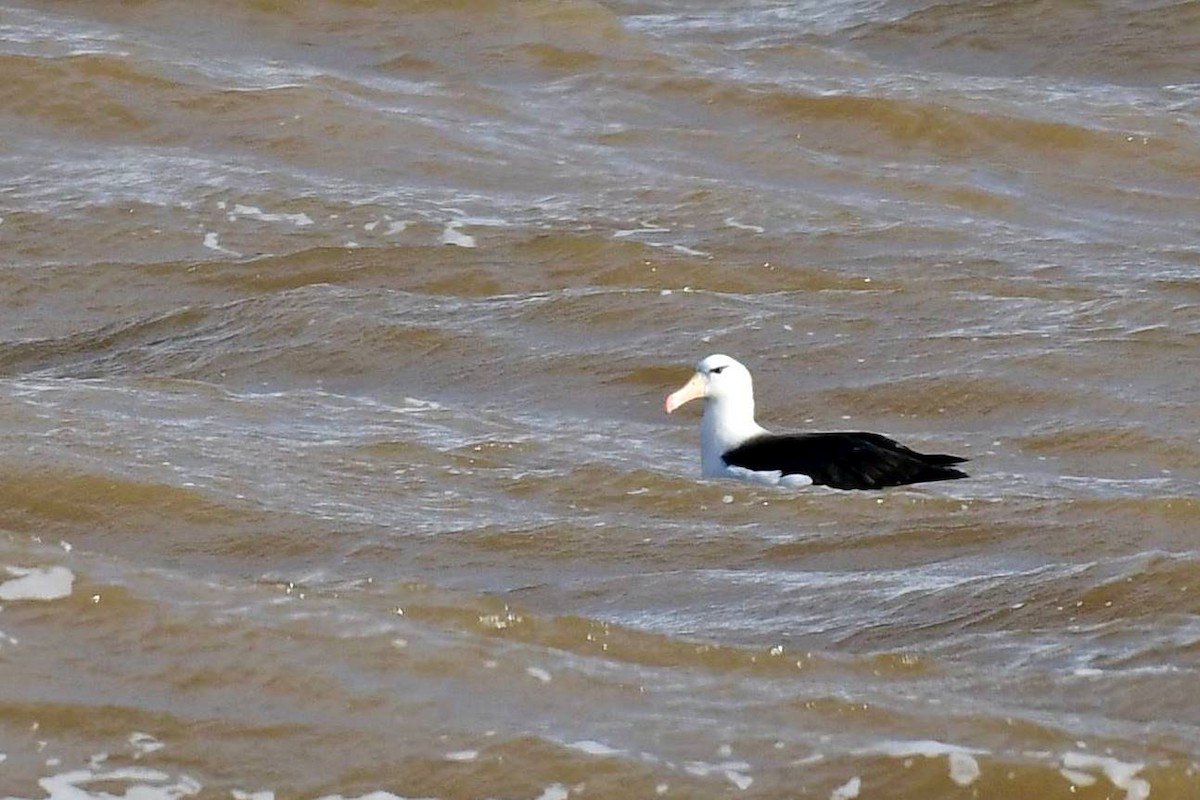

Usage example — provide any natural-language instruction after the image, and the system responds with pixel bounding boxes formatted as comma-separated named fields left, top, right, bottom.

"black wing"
left=722, top=432, right=969, bottom=491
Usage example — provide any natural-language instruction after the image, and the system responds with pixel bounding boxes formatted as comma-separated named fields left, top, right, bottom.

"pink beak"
left=664, top=372, right=706, bottom=414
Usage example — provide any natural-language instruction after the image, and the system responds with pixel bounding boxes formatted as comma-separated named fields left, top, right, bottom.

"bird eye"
left=710, top=366, right=725, bottom=375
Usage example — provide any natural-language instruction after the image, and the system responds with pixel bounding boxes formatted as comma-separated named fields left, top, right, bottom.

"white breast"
left=699, top=399, right=769, bottom=478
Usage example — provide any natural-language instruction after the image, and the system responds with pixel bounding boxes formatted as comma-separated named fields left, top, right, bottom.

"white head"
left=664, top=354, right=755, bottom=414
left=665, top=354, right=766, bottom=476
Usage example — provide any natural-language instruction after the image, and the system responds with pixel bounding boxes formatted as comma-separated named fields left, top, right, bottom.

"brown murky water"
left=2, top=1, right=1199, bottom=798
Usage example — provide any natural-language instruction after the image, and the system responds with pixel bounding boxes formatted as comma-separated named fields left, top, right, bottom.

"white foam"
left=129, top=731, right=165, bottom=757
left=534, top=785, right=569, bottom=800
left=440, top=221, right=476, bottom=248
left=315, top=794, right=432, bottom=800
left=35, top=766, right=201, bottom=800
left=1061, top=752, right=1149, bottom=800
left=614, top=226, right=670, bottom=238
left=568, top=740, right=624, bottom=757
left=724, top=769, right=752, bottom=790
left=948, top=751, right=981, bottom=787
left=0, top=566, right=74, bottom=601
left=202, top=232, right=241, bottom=256
left=232, top=791, right=276, bottom=800
left=868, top=739, right=985, bottom=759
left=443, top=750, right=477, bottom=762
left=864, top=740, right=986, bottom=788
left=724, top=217, right=765, bottom=233
left=682, top=759, right=753, bottom=789
left=228, top=204, right=313, bottom=227
left=525, top=666, right=552, bottom=683
left=830, top=776, right=861, bottom=800
left=385, top=220, right=409, bottom=236
left=1060, top=768, right=1098, bottom=787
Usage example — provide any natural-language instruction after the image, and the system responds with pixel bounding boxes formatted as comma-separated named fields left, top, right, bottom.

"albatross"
left=664, top=354, right=969, bottom=490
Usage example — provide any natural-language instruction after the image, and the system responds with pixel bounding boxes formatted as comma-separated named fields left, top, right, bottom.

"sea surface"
left=1, top=1, right=1199, bottom=798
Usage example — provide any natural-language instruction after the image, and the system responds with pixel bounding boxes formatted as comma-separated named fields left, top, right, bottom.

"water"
left=1, top=1, right=1199, bottom=798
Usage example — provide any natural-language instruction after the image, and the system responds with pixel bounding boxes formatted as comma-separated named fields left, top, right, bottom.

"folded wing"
left=722, top=432, right=968, bottom=491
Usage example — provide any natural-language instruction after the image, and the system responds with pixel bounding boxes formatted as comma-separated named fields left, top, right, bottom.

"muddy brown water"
left=1, top=1, right=1199, bottom=798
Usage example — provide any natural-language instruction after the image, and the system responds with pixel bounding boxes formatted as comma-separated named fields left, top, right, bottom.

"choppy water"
left=2, top=1, right=1199, bottom=798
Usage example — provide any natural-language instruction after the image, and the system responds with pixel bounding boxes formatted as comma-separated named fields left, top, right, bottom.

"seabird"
left=664, top=354, right=969, bottom=490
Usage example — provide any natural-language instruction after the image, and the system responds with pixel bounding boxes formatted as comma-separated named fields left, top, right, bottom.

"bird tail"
left=922, top=453, right=969, bottom=466
left=920, top=464, right=970, bottom=482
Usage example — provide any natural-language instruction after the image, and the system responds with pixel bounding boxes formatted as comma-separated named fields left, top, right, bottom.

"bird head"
left=664, top=354, right=753, bottom=413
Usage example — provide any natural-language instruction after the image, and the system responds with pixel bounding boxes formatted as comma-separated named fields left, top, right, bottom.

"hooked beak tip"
left=664, top=372, right=705, bottom=415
